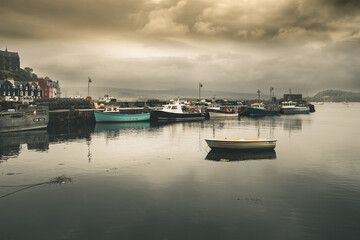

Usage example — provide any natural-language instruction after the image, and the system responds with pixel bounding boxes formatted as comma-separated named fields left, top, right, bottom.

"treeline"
left=306, top=89, right=360, bottom=102
left=0, top=67, right=37, bottom=82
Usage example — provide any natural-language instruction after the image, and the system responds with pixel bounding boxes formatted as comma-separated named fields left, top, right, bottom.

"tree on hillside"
left=0, top=67, right=37, bottom=82
left=24, top=67, right=33, bottom=74
left=24, top=67, right=38, bottom=80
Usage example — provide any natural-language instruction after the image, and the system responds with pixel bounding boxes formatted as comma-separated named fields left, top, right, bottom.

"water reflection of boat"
left=283, top=117, right=302, bottom=132
left=94, top=122, right=150, bottom=133
left=205, top=149, right=276, bottom=161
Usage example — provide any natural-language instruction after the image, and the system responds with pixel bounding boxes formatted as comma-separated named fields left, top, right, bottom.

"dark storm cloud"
left=0, top=0, right=146, bottom=39
left=1, top=0, right=359, bottom=94
left=0, top=0, right=359, bottom=43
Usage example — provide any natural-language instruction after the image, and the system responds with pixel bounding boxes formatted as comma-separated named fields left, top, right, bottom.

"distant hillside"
left=62, top=87, right=259, bottom=100
left=307, top=89, right=360, bottom=102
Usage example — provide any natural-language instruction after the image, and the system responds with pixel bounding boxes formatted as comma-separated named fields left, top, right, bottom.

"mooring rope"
left=0, top=175, right=72, bottom=200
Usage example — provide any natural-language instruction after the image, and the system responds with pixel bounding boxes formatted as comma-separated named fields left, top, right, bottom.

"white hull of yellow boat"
left=205, top=138, right=277, bottom=150
left=208, top=112, right=238, bottom=118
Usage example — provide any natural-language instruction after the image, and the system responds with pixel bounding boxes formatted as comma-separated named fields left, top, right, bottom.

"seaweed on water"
left=48, top=175, right=72, bottom=184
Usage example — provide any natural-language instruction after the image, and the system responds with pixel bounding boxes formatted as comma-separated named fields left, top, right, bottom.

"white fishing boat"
left=150, top=99, right=205, bottom=121
left=281, top=101, right=310, bottom=114
left=205, top=138, right=277, bottom=150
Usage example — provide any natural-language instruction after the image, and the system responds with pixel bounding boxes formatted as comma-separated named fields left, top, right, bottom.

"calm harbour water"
left=1, top=103, right=360, bottom=240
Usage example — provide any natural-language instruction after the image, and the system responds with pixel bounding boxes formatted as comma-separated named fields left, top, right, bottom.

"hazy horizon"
left=1, top=0, right=359, bottom=95
left=61, top=86, right=260, bottom=100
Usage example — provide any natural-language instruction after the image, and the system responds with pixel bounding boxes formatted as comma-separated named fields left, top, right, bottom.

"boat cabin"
left=250, top=102, right=265, bottom=109
left=103, top=106, right=120, bottom=112
left=281, top=101, right=297, bottom=107
left=162, top=101, right=184, bottom=114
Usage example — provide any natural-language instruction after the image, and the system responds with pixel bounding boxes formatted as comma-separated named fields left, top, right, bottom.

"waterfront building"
left=283, top=94, right=302, bottom=102
left=0, top=78, right=42, bottom=101
left=55, top=80, right=61, bottom=98
left=0, top=48, right=20, bottom=71
left=37, top=78, right=61, bottom=99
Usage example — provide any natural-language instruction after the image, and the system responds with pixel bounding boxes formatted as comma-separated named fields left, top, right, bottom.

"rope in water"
left=0, top=175, right=72, bottom=199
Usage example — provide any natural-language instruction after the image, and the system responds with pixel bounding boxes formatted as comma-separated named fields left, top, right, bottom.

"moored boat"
left=207, top=106, right=238, bottom=118
left=205, top=138, right=277, bottom=150
left=280, top=101, right=310, bottom=114
left=0, top=106, right=49, bottom=133
left=94, top=106, right=150, bottom=123
left=94, top=111, right=150, bottom=123
left=150, top=99, right=205, bottom=121
left=248, top=102, right=279, bottom=116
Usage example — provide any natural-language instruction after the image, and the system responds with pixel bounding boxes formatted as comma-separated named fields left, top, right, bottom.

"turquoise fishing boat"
left=94, top=111, right=150, bottom=123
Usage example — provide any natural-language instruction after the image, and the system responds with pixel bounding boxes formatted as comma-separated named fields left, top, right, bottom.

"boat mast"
left=270, top=86, right=274, bottom=100
left=199, top=82, right=203, bottom=101
left=88, top=76, right=92, bottom=96
left=289, top=89, right=292, bottom=101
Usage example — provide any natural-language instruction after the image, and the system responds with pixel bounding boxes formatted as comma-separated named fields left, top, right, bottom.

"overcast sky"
left=1, top=0, right=359, bottom=95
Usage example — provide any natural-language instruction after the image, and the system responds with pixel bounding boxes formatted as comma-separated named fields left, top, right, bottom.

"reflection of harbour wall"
left=0, top=124, right=96, bottom=161
left=0, top=144, right=20, bottom=161
left=0, top=130, right=49, bottom=160
left=47, top=124, right=94, bottom=142
left=0, top=130, right=49, bottom=147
